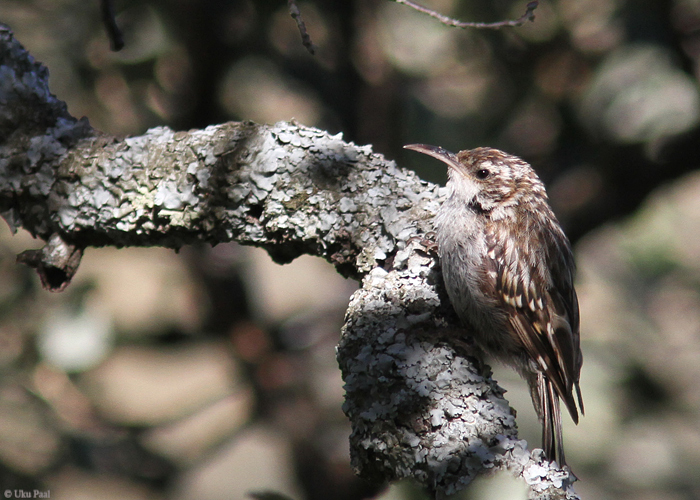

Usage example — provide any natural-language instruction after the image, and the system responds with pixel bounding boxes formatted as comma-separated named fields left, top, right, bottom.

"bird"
left=404, top=144, right=583, bottom=467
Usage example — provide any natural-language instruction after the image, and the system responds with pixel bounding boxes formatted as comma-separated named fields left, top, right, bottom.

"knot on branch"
left=17, top=233, right=84, bottom=292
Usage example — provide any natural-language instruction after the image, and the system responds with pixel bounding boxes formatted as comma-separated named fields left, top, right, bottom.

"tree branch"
left=100, top=0, right=125, bottom=51
left=394, top=1, right=539, bottom=30
left=288, top=0, right=316, bottom=55
left=0, top=23, right=578, bottom=498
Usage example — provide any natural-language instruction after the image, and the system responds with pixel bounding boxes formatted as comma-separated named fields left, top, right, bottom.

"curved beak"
left=404, top=144, right=461, bottom=170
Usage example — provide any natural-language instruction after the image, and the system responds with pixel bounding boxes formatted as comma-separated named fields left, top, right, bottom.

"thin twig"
left=288, top=0, right=316, bottom=55
left=100, top=0, right=124, bottom=51
left=394, top=0, right=539, bottom=29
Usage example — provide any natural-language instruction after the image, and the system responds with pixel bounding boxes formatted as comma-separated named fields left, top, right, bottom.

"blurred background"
left=1, top=0, right=700, bottom=499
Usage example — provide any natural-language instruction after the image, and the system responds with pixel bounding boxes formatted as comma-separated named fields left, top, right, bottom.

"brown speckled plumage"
left=405, top=144, right=583, bottom=467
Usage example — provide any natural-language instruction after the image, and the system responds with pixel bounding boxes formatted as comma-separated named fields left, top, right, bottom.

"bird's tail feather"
left=536, top=372, right=566, bottom=467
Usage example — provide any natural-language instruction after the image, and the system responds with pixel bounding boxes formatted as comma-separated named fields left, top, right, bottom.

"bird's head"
left=404, top=144, right=547, bottom=216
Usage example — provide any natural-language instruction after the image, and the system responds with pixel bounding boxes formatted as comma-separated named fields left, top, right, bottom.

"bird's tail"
left=531, top=371, right=567, bottom=467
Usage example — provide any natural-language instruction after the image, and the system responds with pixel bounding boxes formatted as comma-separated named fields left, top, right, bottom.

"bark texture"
left=0, top=24, right=579, bottom=498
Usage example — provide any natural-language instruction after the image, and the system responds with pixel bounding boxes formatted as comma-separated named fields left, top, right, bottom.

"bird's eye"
left=475, top=169, right=490, bottom=180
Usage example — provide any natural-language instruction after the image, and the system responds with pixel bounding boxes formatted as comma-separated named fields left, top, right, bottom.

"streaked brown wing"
left=483, top=219, right=582, bottom=421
